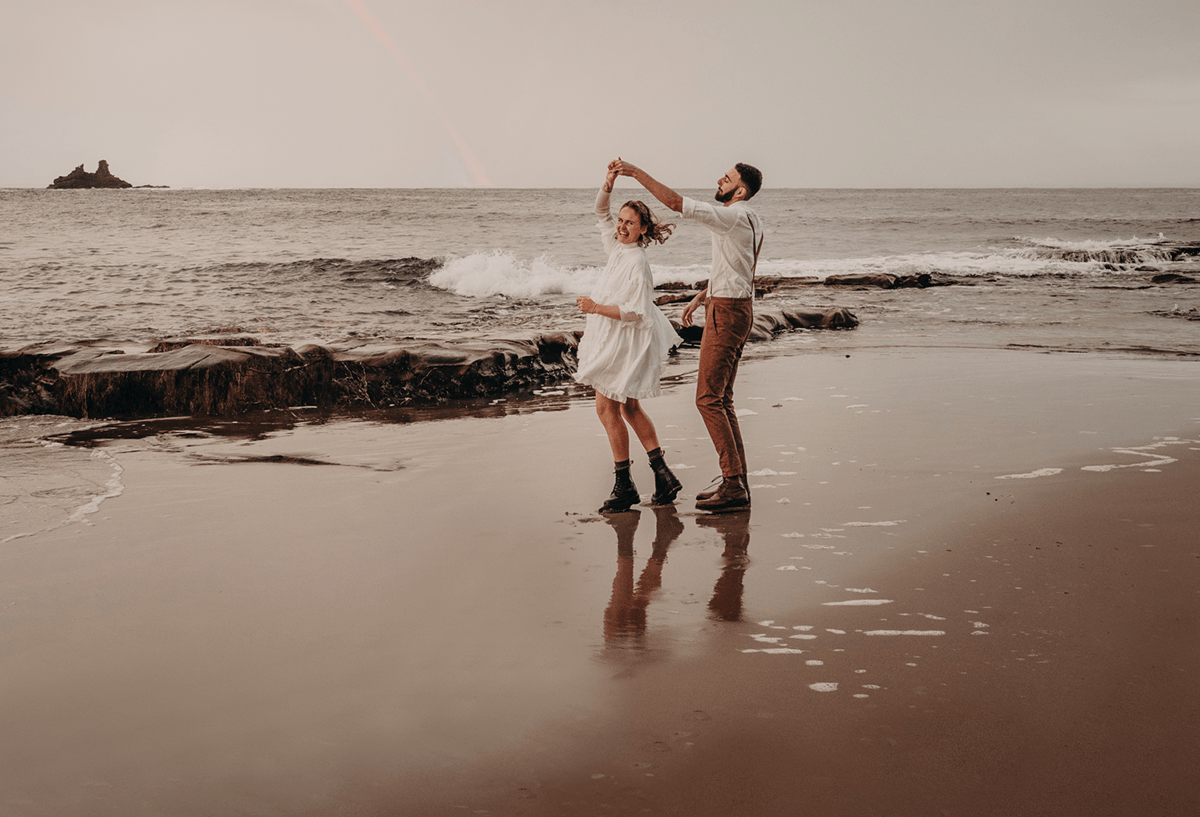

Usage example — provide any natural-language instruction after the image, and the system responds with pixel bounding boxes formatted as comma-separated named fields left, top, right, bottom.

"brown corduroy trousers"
left=696, top=297, right=754, bottom=477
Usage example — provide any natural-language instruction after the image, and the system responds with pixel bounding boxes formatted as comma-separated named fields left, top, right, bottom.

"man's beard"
left=714, top=187, right=735, bottom=204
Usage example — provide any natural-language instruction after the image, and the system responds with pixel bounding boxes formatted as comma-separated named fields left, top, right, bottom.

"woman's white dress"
left=573, top=191, right=681, bottom=402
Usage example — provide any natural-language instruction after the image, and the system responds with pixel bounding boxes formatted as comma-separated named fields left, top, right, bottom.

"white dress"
left=573, top=191, right=681, bottom=402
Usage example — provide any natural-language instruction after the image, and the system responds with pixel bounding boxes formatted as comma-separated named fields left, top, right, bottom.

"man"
left=614, top=160, right=764, bottom=512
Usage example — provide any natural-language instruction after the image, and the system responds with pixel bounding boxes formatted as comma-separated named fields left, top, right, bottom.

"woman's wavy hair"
left=621, top=200, right=675, bottom=248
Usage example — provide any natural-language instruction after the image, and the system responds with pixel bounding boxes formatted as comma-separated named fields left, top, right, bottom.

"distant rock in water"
left=48, top=160, right=134, bottom=189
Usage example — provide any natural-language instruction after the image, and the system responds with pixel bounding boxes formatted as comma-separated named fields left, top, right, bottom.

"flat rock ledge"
left=0, top=306, right=856, bottom=419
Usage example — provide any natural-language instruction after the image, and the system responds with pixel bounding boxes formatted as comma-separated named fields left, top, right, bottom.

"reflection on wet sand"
left=603, top=507, right=751, bottom=645
left=701, top=510, right=751, bottom=622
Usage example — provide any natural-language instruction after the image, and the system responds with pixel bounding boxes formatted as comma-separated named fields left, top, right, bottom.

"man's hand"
left=612, top=160, right=682, bottom=213
left=680, top=290, right=707, bottom=327
left=613, top=159, right=641, bottom=179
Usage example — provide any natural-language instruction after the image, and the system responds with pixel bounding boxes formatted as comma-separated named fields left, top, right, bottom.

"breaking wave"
left=427, top=251, right=710, bottom=299
left=1014, top=235, right=1182, bottom=265
left=426, top=236, right=1193, bottom=299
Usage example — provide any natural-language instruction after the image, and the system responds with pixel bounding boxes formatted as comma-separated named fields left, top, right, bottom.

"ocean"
left=3, top=187, right=1198, bottom=357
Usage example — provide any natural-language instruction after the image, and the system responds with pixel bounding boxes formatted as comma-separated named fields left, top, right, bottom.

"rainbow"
left=341, top=0, right=492, bottom=186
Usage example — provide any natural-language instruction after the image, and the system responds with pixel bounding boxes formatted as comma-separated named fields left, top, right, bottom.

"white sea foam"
left=1081, top=438, right=1194, bottom=472
left=427, top=238, right=1165, bottom=302
left=755, top=246, right=1150, bottom=281
left=823, top=599, right=893, bottom=606
left=2, top=432, right=125, bottom=544
left=66, top=449, right=126, bottom=523
left=749, top=636, right=784, bottom=645
left=995, top=468, right=1063, bottom=480
left=428, top=252, right=716, bottom=300
left=1016, top=235, right=1170, bottom=252
left=743, top=648, right=808, bottom=655
left=429, top=251, right=598, bottom=298
left=863, top=630, right=945, bottom=636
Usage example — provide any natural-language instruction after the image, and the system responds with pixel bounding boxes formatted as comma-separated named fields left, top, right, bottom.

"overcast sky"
left=3, top=0, right=1198, bottom=189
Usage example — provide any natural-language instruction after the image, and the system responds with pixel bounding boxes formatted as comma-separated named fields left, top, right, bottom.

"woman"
left=575, top=160, right=682, bottom=512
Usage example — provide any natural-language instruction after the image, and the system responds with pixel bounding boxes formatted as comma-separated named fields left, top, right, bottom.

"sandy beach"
left=2, top=347, right=1198, bottom=816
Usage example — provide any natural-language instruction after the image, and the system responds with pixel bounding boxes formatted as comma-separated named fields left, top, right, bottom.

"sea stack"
left=47, top=160, right=133, bottom=189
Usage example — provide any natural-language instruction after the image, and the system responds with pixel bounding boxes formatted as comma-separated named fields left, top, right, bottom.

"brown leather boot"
left=695, top=474, right=750, bottom=512
left=695, top=475, right=723, bottom=501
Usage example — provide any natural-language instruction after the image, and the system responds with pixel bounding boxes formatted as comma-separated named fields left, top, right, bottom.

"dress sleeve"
left=608, top=251, right=654, bottom=323
left=596, top=188, right=618, bottom=254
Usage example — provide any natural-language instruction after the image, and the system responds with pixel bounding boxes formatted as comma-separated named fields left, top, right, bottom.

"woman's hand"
left=680, top=290, right=707, bottom=327
left=577, top=296, right=596, bottom=314
left=603, top=159, right=619, bottom=192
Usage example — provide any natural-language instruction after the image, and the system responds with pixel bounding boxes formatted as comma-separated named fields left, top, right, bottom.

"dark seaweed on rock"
left=1, top=333, right=581, bottom=419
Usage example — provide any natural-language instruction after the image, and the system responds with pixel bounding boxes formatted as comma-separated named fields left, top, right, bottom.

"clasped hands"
left=604, top=158, right=642, bottom=186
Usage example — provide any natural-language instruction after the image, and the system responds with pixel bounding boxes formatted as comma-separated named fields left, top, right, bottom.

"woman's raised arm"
left=596, top=160, right=618, bottom=218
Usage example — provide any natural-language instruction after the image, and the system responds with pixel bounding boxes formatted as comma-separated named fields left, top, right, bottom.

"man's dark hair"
left=736, top=163, right=763, bottom=199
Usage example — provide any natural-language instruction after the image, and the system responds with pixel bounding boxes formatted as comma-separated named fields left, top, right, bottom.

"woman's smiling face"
left=615, top=206, right=646, bottom=245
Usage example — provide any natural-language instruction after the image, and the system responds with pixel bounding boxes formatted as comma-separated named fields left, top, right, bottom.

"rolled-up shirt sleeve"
left=679, top=196, right=760, bottom=299
left=681, top=196, right=744, bottom=234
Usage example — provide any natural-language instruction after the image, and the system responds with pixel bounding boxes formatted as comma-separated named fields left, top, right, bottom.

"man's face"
left=714, top=167, right=744, bottom=204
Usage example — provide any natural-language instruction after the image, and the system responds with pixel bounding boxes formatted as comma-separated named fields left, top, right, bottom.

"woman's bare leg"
left=596, top=393, right=630, bottom=462
left=620, top=398, right=661, bottom=454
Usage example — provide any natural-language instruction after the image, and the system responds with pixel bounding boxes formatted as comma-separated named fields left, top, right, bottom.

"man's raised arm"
left=612, top=160, right=683, bottom=213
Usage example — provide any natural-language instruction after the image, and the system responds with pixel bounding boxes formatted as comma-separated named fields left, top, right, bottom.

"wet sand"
left=2, top=348, right=1198, bottom=816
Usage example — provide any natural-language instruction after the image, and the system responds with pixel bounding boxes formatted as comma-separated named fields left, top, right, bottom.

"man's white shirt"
left=680, top=196, right=763, bottom=300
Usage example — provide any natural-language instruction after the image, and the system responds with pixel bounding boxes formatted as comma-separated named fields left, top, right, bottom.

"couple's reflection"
left=602, top=507, right=751, bottom=644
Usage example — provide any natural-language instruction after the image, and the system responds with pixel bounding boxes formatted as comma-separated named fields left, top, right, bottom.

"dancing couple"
left=574, top=158, right=764, bottom=514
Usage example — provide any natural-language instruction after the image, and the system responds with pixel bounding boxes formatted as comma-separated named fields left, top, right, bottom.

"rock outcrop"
left=0, top=306, right=859, bottom=419
left=47, top=160, right=133, bottom=189
left=1151, top=272, right=1197, bottom=285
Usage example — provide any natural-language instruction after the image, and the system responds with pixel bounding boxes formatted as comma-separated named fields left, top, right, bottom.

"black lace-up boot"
left=647, top=448, right=682, bottom=506
left=599, top=460, right=640, bottom=513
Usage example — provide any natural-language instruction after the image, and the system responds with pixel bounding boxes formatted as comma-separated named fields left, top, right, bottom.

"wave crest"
left=429, top=251, right=594, bottom=298
left=427, top=251, right=711, bottom=298
left=1015, top=235, right=1176, bottom=265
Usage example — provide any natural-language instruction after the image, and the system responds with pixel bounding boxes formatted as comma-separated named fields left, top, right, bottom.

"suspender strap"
left=748, top=214, right=763, bottom=274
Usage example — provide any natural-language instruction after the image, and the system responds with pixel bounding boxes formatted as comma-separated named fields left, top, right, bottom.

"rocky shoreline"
left=0, top=306, right=858, bottom=419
